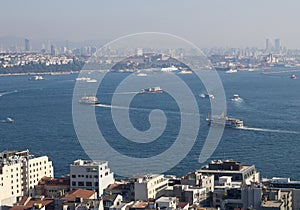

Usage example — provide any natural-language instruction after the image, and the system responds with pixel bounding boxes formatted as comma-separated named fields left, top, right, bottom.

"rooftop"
left=72, top=159, right=107, bottom=166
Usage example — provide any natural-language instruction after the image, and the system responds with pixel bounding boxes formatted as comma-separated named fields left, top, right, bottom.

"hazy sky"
left=2, top=0, right=300, bottom=48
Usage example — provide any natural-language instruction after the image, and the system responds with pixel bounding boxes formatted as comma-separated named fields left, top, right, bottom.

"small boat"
left=225, top=69, right=238, bottom=74
left=200, top=93, right=214, bottom=99
left=79, top=96, right=99, bottom=104
left=231, top=94, right=243, bottom=102
left=161, top=66, right=179, bottom=72
left=290, top=74, right=296, bottom=79
left=140, top=86, right=163, bottom=93
left=29, top=75, right=44, bottom=80
left=76, top=77, right=91, bottom=81
left=206, top=112, right=244, bottom=128
left=136, top=73, right=147, bottom=77
left=5, top=117, right=14, bottom=123
left=86, top=79, right=97, bottom=83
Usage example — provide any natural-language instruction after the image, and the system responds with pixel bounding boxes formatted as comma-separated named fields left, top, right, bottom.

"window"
left=72, top=182, right=76, bottom=186
left=86, top=182, right=92, bottom=186
left=78, top=181, right=84, bottom=186
left=72, top=175, right=76, bottom=178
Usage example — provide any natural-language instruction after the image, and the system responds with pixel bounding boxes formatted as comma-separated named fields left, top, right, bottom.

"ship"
left=79, top=96, right=99, bottom=104
left=231, top=94, right=243, bottom=102
left=290, top=74, right=297, bottom=79
left=140, top=86, right=163, bottom=93
left=29, top=75, right=44, bottom=80
left=206, top=112, right=244, bottom=128
left=160, top=66, right=179, bottom=72
left=5, top=117, right=14, bottom=123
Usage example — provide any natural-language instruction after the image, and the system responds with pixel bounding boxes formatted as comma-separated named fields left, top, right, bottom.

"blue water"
left=0, top=70, right=299, bottom=179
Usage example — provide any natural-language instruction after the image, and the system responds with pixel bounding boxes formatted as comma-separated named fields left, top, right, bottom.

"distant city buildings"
left=24, top=38, right=30, bottom=52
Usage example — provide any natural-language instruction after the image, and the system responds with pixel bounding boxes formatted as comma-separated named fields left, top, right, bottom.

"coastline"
left=0, top=70, right=80, bottom=77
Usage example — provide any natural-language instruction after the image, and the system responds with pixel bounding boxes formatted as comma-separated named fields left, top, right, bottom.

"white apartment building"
left=70, top=160, right=114, bottom=197
left=133, top=174, right=168, bottom=201
left=0, top=150, right=53, bottom=206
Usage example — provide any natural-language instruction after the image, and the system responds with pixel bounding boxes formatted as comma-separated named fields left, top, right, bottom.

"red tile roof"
left=64, top=189, right=96, bottom=202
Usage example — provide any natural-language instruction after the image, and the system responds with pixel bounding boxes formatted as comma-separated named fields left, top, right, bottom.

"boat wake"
left=102, top=92, right=139, bottom=95
left=238, top=126, right=300, bottom=134
left=94, top=103, right=198, bottom=116
left=0, top=90, right=18, bottom=97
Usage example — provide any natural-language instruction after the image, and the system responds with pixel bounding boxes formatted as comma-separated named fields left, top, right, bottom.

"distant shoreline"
left=0, top=71, right=80, bottom=77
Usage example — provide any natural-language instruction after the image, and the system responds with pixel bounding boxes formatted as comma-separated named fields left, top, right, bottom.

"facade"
left=70, top=160, right=114, bottom=197
left=0, top=150, right=53, bottom=206
left=155, top=197, right=177, bottom=210
left=132, top=174, right=168, bottom=201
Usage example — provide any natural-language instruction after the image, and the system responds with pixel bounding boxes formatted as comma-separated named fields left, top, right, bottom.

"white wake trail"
left=238, top=126, right=300, bottom=134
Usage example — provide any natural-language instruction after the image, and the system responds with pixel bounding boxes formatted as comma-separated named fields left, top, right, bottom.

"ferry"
left=161, top=66, right=179, bottom=72
left=290, top=74, right=296, bottom=79
left=79, top=96, right=99, bottom=104
left=140, top=86, right=163, bottom=93
left=206, top=112, right=244, bottom=128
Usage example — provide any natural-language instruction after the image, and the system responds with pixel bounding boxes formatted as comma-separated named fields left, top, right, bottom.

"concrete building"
left=24, top=39, right=30, bottom=52
left=132, top=174, right=168, bottom=201
left=155, top=197, right=178, bottom=210
left=70, top=160, right=114, bottom=197
left=181, top=171, right=214, bottom=192
left=164, top=185, right=208, bottom=205
left=196, top=160, right=260, bottom=185
left=0, top=150, right=53, bottom=206
left=275, top=38, right=281, bottom=51
left=34, top=176, right=70, bottom=198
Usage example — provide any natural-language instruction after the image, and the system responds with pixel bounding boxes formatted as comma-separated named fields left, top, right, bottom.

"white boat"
left=86, top=79, right=97, bottom=83
left=5, top=117, right=14, bottom=123
left=225, top=69, right=238, bottom=73
left=200, top=93, right=214, bottom=99
left=231, top=94, right=243, bottom=102
left=76, top=77, right=91, bottom=81
left=161, top=66, right=179, bottom=72
left=29, top=75, right=44, bottom=80
left=290, top=74, right=297, bottom=79
left=178, top=70, right=193, bottom=74
left=206, top=112, right=243, bottom=128
left=79, top=96, right=99, bottom=104
left=136, top=73, right=147, bottom=77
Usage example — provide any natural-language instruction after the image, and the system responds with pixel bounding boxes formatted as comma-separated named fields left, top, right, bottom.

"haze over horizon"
left=2, top=0, right=300, bottom=49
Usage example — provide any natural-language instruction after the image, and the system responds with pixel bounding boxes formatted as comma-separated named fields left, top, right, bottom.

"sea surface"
left=0, top=69, right=299, bottom=179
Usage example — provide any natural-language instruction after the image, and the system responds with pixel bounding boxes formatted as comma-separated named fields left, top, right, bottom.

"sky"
left=1, top=0, right=300, bottom=49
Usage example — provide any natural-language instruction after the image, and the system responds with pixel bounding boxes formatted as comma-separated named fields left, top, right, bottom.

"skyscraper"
left=274, top=38, right=281, bottom=51
left=265, top=38, right=270, bottom=51
left=24, top=38, right=30, bottom=52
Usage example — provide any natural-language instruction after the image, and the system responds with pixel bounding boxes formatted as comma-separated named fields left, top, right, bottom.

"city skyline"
left=2, top=0, right=300, bottom=49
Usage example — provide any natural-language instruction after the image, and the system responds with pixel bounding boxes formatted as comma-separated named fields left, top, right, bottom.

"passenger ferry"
left=79, top=96, right=99, bottom=104
left=206, top=112, right=244, bottom=128
left=140, top=86, right=163, bottom=93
